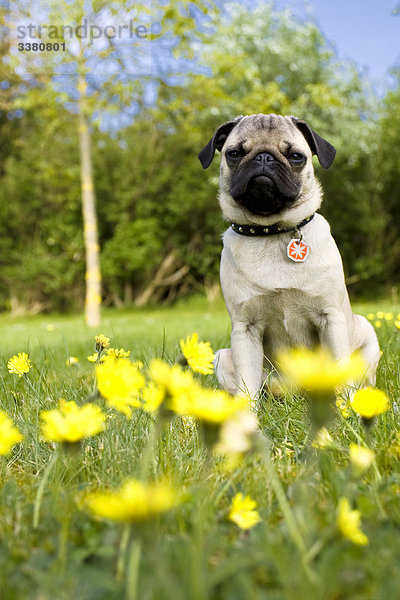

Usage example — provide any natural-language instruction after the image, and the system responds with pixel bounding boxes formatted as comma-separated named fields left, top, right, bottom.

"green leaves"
left=1, top=0, right=400, bottom=310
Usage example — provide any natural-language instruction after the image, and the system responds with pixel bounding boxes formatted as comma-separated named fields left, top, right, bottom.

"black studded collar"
left=230, top=214, right=315, bottom=237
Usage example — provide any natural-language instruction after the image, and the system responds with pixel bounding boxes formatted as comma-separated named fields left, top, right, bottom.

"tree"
left=374, top=70, right=400, bottom=286
left=152, top=2, right=385, bottom=292
left=6, top=0, right=216, bottom=320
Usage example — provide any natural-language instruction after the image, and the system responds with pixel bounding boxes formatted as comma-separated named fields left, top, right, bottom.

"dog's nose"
left=253, top=152, right=275, bottom=164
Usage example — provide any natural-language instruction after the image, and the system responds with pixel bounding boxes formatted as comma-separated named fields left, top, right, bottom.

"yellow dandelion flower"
left=312, top=426, right=334, bottom=449
left=336, top=396, right=351, bottom=418
left=141, top=382, right=165, bottom=412
left=96, top=356, right=145, bottom=418
left=66, top=356, right=79, bottom=367
left=95, top=334, right=110, bottom=350
left=149, top=359, right=196, bottom=400
left=217, top=453, right=243, bottom=472
left=374, top=320, right=382, bottom=328
left=171, top=388, right=248, bottom=425
left=366, top=313, right=375, bottom=320
left=41, top=400, right=105, bottom=443
left=337, top=497, right=368, bottom=545
left=228, top=492, right=261, bottom=530
left=350, top=387, right=390, bottom=419
left=83, top=479, right=177, bottom=522
left=179, top=333, right=215, bottom=375
left=87, top=352, right=106, bottom=363
left=376, top=311, right=384, bottom=319
left=277, top=347, right=366, bottom=393
left=0, top=410, right=23, bottom=455
left=7, top=352, right=32, bottom=377
left=395, top=320, right=400, bottom=330
left=349, top=444, right=375, bottom=474
left=384, top=313, right=393, bottom=321
left=215, top=410, right=259, bottom=455
left=106, top=347, right=131, bottom=359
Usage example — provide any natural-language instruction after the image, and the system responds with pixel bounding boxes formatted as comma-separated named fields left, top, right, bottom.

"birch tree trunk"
left=78, top=75, right=101, bottom=327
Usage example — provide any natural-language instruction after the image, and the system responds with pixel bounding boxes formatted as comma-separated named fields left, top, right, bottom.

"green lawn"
left=0, top=296, right=231, bottom=360
left=0, top=296, right=399, bottom=600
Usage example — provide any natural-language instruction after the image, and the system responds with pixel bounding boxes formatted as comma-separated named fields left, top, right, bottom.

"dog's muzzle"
left=230, top=152, right=301, bottom=217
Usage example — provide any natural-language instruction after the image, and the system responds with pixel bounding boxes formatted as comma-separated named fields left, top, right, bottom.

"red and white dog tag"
left=287, top=238, right=309, bottom=262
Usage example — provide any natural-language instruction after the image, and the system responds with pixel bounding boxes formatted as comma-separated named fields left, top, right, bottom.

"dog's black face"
left=225, top=144, right=305, bottom=217
left=198, top=113, right=336, bottom=219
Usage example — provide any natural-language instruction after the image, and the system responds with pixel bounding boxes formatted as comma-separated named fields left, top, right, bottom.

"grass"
left=0, top=295, right=400, bottom=600
left=0, top=296, right=231, bottom=361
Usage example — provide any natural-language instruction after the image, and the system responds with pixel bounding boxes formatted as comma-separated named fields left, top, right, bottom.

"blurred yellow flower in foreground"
left=229, top=493, right=261, bottom=530
left=277, top=347, right=366, bottom=393
left=67, top=356, right=79, bottom=367
left=337, top=497, right=368, bottom=545
left=214, top=411, right=259, bottom=470
left=215, top=410, right=259, bottom=455
left=0, top=410, right=23, bottom=455
left=312, top=426, right=334, bottom=449
left=179, top=333, right=215, bottom=375
left=350, top=388, right=390, bottom=419
left=149, top=359, right=242, bottom=423
left=149, top=359, right=196, bottom=401
left=7, top=352, right=32, bottom=377
left=141, top=382, right=165, bottom=413
left=41, top=400, right=105, bottom=443
left=171, top=388, right=248, bottom=425
left=96, top=356, right=145, bottom=418
left=349, top=444, right=375, bottom=474
left=83, top=479, right=177, bottom=522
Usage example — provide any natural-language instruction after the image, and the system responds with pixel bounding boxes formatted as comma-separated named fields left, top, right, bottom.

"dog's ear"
left=198, top=117, right=243, bottom=169
left=291, top=117, right=336, bottom=169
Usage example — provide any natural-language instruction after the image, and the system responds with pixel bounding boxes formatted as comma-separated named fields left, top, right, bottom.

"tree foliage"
left=373, top=69, right=400, bottom=284
left=0, top=1, right=398, bottom=312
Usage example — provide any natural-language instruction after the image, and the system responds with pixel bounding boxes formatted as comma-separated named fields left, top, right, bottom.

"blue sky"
left=275, top=0, right=399, bottom=91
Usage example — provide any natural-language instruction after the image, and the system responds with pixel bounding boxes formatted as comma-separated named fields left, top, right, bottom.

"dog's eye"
left=226, top=150, right=241, bottom=159
left=289, top=152, right=304, bottom=161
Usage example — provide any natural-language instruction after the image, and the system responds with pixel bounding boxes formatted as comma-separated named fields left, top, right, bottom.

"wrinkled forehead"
left=226, top=113, right=307, bottom=152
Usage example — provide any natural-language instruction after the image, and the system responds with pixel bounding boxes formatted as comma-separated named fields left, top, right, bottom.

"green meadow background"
left=0, top=299, right=400, bottom=599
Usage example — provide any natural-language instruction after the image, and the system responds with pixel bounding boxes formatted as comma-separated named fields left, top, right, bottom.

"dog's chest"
left=220, top=225, right=341, bottom=296
left=220, top=222, right=346, bottom=346
left=238, top=285, right=323, bottom=348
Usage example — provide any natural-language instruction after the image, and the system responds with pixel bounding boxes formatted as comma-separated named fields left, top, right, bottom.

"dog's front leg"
left=231, top=321, right=264, bottom=398
left=319, top=311, right=351, bottom=360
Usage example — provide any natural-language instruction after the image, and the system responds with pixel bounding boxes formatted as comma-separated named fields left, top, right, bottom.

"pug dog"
left=198, top=113, right=380, bottom=398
